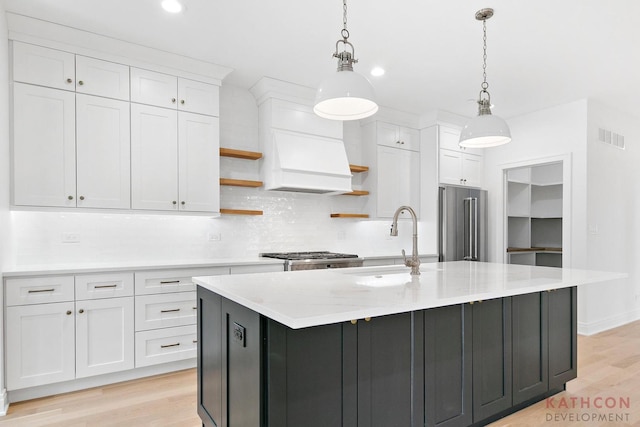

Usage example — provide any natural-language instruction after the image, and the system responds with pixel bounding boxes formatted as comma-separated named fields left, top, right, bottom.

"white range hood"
left=266, top=130, right=352, bottom=195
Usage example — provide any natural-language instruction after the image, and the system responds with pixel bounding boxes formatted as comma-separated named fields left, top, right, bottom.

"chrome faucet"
left=390, top=205, right=420, bottom=275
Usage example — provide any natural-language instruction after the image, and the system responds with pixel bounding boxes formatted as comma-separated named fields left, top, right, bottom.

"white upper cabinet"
left=12, top=41, right=75, bottom=90
left=76, top=94, right=131, bottom=209
left=177, top=78, right=219, bottom=116
left=12, top=83, right=76, bottom=207
left=437, top=125, right=484, bottom=188
left=178, top=112, right=220, bottom=212
left=131, top=68, right=219, bottom=116
left=131, top=68, right=177, bottom=109
left=376, top=121, right=420, bottom=152
left=131, top=104, right=179, bottom=210
left=75, top=56, right=130, bottom=100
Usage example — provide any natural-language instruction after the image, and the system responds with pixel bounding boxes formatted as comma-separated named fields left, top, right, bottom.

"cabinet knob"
left=79, top=196, right=85, bottom=201
left=66, top=78, right=73, bottom=84
left=181, top=201, right=185, bottom=205
left=66, top=310, right=72, bottom=315
left=68, top=195, right=74, bottom=200
left=180, top=99, right=185, bottom=105
left=171, top=98, right=176, bottom=103
left=78, top=80, right=84, bottom=86
left=79, top=309, right=84, bottom=314
left=172, top=201, right=177, bottom=205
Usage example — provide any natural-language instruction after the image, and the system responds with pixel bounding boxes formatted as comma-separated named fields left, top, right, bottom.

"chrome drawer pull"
left=160, top=280, right=180, bottom=284
left=192, top=340, right=198, bottom=344
left=160, top=308, right=180, bottom=313
left=193, top=306, right=197, bottom=310
left=94, top=284, right=118, bottom=289
left=160, top=343, right=180, bottom=348
left=28, top=288, right=55, bottom=293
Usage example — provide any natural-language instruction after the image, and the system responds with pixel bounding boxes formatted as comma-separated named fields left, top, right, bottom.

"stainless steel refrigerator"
left=438, top=185, right=488, bottom=262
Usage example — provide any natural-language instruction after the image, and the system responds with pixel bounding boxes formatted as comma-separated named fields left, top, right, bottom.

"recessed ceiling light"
left=370, top=67, right=385, bottom=77
left=161, top=0, right=183, bottom=13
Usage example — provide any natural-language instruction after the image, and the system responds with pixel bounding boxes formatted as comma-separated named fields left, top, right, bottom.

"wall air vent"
left=598, top=127, right=625, bottom=150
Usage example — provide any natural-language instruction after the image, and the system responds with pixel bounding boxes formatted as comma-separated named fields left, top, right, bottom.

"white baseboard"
left=7, top=358, right=196, bottom=405
left=578, top=308, right=640, bottom=336
left=0, top=388, right=8, bottom=416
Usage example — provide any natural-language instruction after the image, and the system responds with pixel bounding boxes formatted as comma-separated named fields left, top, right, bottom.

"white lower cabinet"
left=6, top=302, right=76, bottom=390
left=75, top=297, right=134, bottom=378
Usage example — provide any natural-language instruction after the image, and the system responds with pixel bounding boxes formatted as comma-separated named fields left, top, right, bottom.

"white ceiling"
left=4, top=0, right=640, bottom=120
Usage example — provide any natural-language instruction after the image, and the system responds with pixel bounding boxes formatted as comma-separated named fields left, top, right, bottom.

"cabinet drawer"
left=12, top=41, right=75, bottom=90
left=5, top=276, right=75, bottom=306
left=135, top=267, right=228, bottom=295
left=135, top=325, right=197, bottom=367
left=229, top=263, right=284, bottom=274
left=75, top=273, right=134, bottom=300
left=135, top=292, right=197, bottom=331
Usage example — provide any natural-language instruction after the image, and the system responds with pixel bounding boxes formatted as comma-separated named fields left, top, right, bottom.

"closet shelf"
left=507, top=247, right=562, bottom=253
left=220, top=147, right=262, bottom=160
left=343, top=190, right=369, bottom=196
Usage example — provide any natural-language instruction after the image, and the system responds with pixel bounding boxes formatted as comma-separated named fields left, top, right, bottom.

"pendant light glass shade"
left=314, top=69, right=378, bottom=120
left=460, top=8, right=511, bottom=148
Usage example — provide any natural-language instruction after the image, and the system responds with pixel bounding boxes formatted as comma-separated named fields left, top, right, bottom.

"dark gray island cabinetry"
left=197, top=285, right=577, bottom=427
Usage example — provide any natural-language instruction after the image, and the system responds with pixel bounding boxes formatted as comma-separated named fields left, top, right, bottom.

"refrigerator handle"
left=438, top=187, right=445, bottom=262
left=463, top=197, right=479, bottom=261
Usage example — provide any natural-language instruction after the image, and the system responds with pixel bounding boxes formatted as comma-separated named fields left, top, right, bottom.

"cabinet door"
left=439, top=149, right=463, bottom=186
left=424, top=304, right=472, bottom=427
left=12, top=83, right=76, bottom=207
left=178, top=112, right=220, bottom=212
left=76, top=94, right=131, bottom=208
left=75, top=297, right=134, bottom=378
left=548, top=287, right=577, bottom=389
left=399, top=126, right=420, bottom=152
left=131, top=67, right=177, bottom=109
left=462, top=153, right=483, bottom=188
left=376, top=146, right=420, bottom=218
left=6, top=302, right=76, bottom=390
left=12, top=41, right=75, bottom=90
left=357, top=312, right=422, bottom=427
left=75, top=55, right=130, bottom=100
left=512, top=292, right=548, bottom=405
left=131, top=103, right=179, bottom=210
left=177, top=78, right=219, bottom=116
left=472, top=298, right=512, bottom=423
left=376, top=122, right=401, bottom=149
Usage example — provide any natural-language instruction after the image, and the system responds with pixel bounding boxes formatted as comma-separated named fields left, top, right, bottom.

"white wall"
left=0, top=0, right=11, bottom=413
left=483, top=99, right=640, bottom=335
left=582, top=100, right=640, bottom=333
left=8, top=85, right=434, bottom=267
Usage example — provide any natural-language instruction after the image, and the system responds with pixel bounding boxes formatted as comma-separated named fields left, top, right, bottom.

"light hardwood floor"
left=1, top=320, right=639, bottom=427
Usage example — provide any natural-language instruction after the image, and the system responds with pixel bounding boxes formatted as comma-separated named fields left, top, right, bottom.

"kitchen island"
left=194, top=261, right=622, bottom=427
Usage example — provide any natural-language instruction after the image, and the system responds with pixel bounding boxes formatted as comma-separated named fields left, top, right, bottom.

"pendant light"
left=459, top=8, right=511, bottom=148
left=314, top=0, right=378, bottom=121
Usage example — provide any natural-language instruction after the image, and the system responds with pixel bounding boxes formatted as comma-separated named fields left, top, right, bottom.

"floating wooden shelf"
left=220, top=178, right=263, bottom=187
left=343, top=190, right=369, bottom=196
left=220, top=209, right=263, bottom=216
left=220, top=147, right=262, bottom=160
left=349, top=164, right=369, bottom=173
left=507, top=247, right=562, bottom=253
left=330, top=213, right=370, bottom=219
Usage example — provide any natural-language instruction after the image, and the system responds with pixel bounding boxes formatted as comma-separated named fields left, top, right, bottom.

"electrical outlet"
left=208, top=232, right=221, bottom=241
left=61, top=232, right=80, bottom=243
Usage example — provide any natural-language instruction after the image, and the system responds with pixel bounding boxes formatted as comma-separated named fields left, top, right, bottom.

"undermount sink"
left=342, top=266, right=415, bottom=287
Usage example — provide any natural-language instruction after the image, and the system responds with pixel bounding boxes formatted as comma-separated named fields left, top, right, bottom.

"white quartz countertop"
left=2, top=258, right=284, bottom=277
left=193, top=261, right=625, bottom=329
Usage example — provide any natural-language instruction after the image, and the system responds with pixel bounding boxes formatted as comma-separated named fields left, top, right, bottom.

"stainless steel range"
left=260, top=251, right=363, bottom=271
